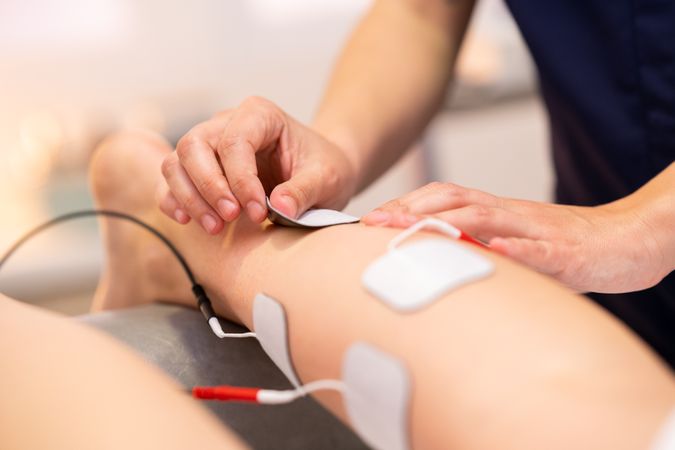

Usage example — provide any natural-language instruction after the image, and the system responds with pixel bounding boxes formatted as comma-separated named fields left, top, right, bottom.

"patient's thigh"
left=0, top=296, right=243, bottom=450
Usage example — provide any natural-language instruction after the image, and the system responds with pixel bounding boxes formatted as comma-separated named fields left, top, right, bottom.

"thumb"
left=490, top=237, right=564, bottom=277
left=270, top=168, right=324, bottom=219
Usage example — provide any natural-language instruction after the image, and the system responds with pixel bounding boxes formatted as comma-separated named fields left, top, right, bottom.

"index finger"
left=383, top=182, right=501, bottom=215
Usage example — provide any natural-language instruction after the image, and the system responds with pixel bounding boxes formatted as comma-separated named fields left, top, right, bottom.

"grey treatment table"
left=79, top=304, right=368, bottom=450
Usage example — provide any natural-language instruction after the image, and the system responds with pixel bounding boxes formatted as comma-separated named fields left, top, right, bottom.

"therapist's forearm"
left=312, top=0, right=475, bottom=192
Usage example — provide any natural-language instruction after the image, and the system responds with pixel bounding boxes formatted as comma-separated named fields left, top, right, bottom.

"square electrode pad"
left=266, top=197, right=359, bottom=229
left=362, top=238, right=494, bottom=312
left=252, top=293, right=301, bottom=387
left=342, top=342, right=411, bottom=450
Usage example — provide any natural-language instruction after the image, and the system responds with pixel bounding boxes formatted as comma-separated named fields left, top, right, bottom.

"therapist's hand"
left=362, top=182, right=669, bottom=294
left=158, top=97, right=357, bottom=234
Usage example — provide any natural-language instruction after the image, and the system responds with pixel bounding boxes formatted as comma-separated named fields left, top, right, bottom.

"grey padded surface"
left=78, top=304, right=367, bottom=450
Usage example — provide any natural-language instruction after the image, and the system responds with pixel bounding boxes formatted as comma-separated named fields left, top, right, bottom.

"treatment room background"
left=0, top=0, right=552, bottom=314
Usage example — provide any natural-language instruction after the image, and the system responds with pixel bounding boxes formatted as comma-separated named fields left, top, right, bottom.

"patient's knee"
left=89, top=129, right=171, bottom=194
left=93, top=129, right=170, bottom=165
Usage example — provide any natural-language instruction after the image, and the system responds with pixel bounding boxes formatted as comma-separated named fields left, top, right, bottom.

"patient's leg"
left=0, top=295, right=245, bottom=450
left=90, top=131, right=675, bottom=450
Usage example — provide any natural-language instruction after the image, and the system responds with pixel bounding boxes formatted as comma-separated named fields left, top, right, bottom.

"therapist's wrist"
left=642, top=198, right=675, bottom=273
left=622, top=188, right=675, bottom=277
left=311, top=122, right=370, bottom=193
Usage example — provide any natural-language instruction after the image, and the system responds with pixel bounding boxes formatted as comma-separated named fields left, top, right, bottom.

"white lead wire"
left=387, top=217, right=461, bottom=252
left=296, top=379, right=347, bottom=395
left=258, top=379, right=347, bottom=405
left=208, top=317, right=257, bottom=339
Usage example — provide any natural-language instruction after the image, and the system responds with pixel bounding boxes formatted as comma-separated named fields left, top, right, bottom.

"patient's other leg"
left=89, top=130, right=193, bottom=311
left=0, top=295, right=245, bottom=449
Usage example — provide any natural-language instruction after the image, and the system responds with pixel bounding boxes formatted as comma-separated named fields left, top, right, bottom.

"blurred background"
left=0, top=0, right=552, bottom=313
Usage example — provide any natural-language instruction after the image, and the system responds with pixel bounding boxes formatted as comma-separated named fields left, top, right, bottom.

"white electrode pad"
left=363, top=238, right=494, bottom=312
left=252, top=293, right=301, bottom=387
left=362, top=218, right=494, bottom=312
left=342, top=342, right=411, bottom=450
left=266, top=197, right=359, bottom=229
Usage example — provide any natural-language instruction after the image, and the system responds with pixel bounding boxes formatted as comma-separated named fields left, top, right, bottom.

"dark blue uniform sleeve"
left=505, top=0, right=675, bottom=368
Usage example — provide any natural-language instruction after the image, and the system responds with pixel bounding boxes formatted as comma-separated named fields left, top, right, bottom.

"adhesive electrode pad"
left=362, top=218, right=494, bottom=312
left=266, top=197, right=359, bottom=229
left=342, top=342, right=411, bottom=450
left=252, top=293, right=301, bottom=387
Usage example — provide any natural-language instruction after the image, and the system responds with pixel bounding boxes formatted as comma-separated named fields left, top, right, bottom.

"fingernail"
left=217, top=198, right=237, bottom=220
left=246, top=201, right=266, bottom=222
left=363, top=210, right=391, bottom=225
left=201, top=214, right=218, bottom=234
left=174, top=209, right=190, bottom=224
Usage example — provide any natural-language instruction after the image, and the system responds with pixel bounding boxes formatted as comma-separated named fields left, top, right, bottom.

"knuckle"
left=440, top=181, right=461, bottom=194
left=424, top=181, right=444, bottom=191
left=536, top=241, right=553, bottom=260
left=242, top=95, right=270, bottom=110
left=197, top=176, right=226, bottom=198
left=492, top=194, right=506, bottom=209
left=381, top=199, right=408, bottom=213
left=218, top=134, right=246, bottom=155
left=242, top=96, right=281, bottom=119
left=229, top=175, right=256, bottom=198
left=467, top=204, right=492, bottom=221
left=175, top=134, right=201, bottom=159
left=320, top=165, right=341, bottom=192
left=445, top=187, right=465, bottom=202
left=181, top=194, right=204, bottom=213
left=161, top=154, right=179, bottom=177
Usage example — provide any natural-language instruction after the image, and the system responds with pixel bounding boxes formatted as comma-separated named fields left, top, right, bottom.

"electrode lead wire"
left=0, top=209, right=254, bottom=339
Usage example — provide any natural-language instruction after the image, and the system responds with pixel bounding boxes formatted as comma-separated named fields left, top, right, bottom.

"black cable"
left=0, top=210, right=193, bottom=282
left=0, top=209, right=217, bottom=327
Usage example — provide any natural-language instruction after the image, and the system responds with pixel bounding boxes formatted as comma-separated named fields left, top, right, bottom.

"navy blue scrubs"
left=505, top=1, right=675, bottom=368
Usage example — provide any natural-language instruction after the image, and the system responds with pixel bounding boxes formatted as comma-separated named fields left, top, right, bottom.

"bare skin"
left=0, top=297, right=246, bottom=450
left=155, top=0, right=672, bottom=295
left=87, top=130, right=674, bottom=450
left=1, top=132, right=248, bottom=448
left=362, top=164, right=675, bottom=293
left=157, top=0, right=475, bottom=230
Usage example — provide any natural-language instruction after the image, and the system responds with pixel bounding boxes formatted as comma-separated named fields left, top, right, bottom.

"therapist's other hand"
left=158, top=97, right=356, bottom=234
left=362, top=182, right=668, bottom=294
